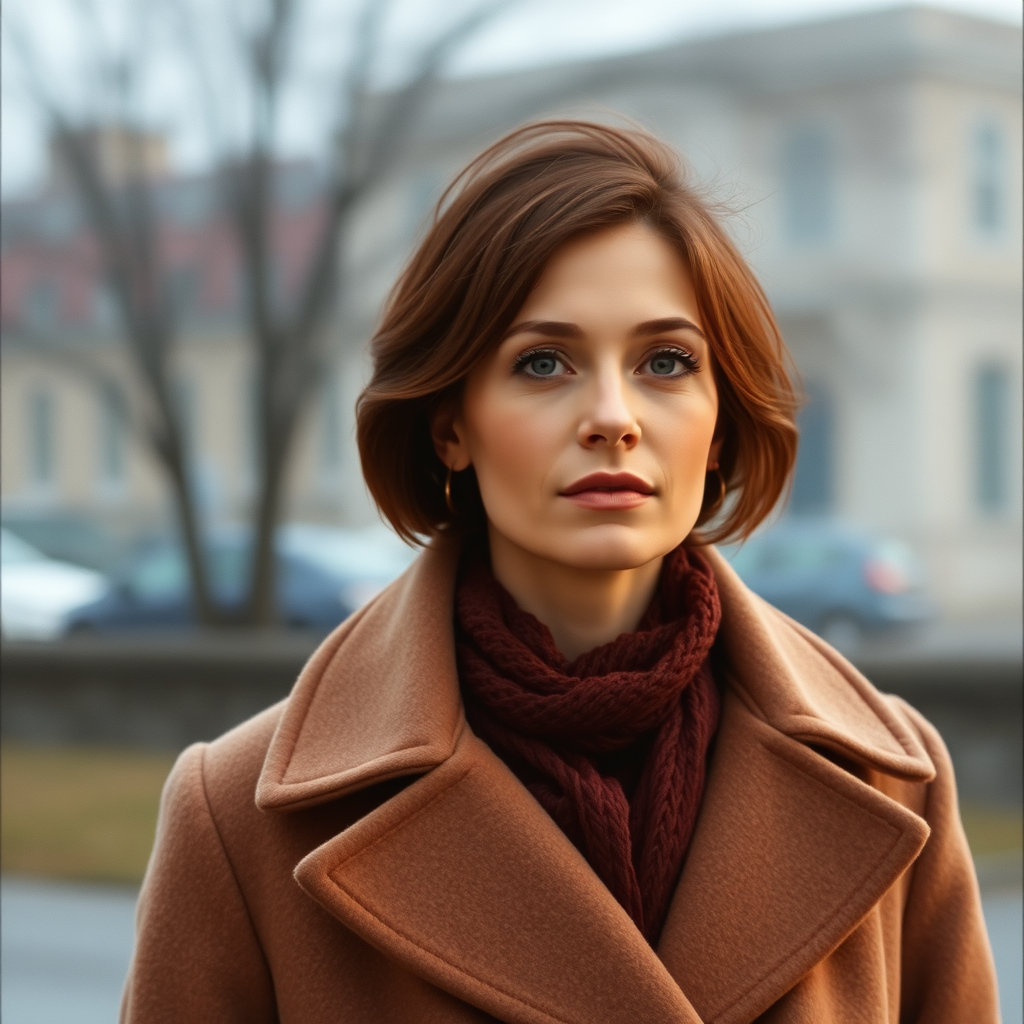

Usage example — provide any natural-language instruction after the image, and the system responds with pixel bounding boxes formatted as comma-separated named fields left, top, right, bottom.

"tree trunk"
left=244, top=380, right=292, bottom=625
left=163, top=437, right=221, bottom=625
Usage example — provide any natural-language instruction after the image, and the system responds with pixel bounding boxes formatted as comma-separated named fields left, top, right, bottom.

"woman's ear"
left=706, top=428, right=725, bottom=471
left=430, top=404, right=473, bottom=472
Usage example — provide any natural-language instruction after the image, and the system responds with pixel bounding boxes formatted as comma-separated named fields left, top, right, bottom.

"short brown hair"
left=357, top=120, right=798, bottom=545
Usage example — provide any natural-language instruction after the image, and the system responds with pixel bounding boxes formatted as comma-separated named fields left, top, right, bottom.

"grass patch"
left=1, top=744, right=1020, bottom=886
left=1, top=744, right=176, bottom=885
left=960, top=804, right=1023, bottom=859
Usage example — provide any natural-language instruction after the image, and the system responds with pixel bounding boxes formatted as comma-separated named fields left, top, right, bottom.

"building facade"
left=2, top=5, right=1021, bottom=619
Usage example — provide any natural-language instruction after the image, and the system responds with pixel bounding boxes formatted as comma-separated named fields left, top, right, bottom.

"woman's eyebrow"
left=503, top=320, right=582, bottom=340
left=504, top=317, right=705, bottom=341
left=633, top=317, right=706, bottom=339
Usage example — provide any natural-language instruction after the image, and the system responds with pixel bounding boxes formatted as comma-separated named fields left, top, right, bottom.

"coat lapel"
left=257, top=537, right=935, bottom=1024
left=295, top=727, right=702, bottom=1024
left=255, top=536, right=466, bottom=812
left=656, top=550, right=934, bottom=1024
left=656, top=691, right=929, bottom=1024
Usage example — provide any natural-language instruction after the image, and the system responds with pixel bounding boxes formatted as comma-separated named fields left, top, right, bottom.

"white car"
left=1, top=528, right=109, bottom=640
left=278, top=523, right=419, bottom=611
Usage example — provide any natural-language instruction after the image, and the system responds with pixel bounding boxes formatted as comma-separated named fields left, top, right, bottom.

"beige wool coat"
left=121, top=538, right=1000, bottom=1024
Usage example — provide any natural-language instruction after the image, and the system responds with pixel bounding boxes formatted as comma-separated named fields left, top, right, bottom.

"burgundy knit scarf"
left=455, top=545, right=722, bottom=943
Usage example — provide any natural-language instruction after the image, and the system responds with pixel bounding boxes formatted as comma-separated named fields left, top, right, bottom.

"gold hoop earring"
left=444, top=465, right=456, bottom=517
left=707, top=465, right=726, bottom=511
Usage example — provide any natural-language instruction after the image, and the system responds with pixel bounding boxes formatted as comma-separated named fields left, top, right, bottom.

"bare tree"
left=4, top=0, right=513, bottom=625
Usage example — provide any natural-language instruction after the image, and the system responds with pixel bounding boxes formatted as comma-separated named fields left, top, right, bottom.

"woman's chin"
left=535, top=523, right=688, bottom=573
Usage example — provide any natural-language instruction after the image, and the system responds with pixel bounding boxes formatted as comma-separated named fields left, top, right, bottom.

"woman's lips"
left=560, top=472, right=654, bottom=511
left=563, top=489, right=651, bottom=510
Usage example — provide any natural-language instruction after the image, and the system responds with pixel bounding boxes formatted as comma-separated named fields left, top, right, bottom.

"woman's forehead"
left=512, top=223, right=701, bottom=329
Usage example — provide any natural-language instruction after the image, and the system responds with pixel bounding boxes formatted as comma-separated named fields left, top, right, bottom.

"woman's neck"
left=487, top=527, right=663, bottom=662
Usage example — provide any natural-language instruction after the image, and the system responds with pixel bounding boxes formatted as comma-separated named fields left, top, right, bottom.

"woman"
left=122, top=122, right=998, bottom=1023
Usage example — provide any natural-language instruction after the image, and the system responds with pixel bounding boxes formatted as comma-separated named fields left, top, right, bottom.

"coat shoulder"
left=199, top=700, right=287, bottom=806
left=152, top=700, right=285, bottom=852
left=166, top=700, right=299, bottom=866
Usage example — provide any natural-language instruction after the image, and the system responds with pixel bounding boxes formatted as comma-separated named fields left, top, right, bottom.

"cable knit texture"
left=455, top=544, right=722, bottom=942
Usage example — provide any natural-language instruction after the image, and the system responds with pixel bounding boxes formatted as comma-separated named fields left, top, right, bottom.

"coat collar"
left=256, top=533, right=465, bottom=813
left=257, top=535, right=934, bottom=1024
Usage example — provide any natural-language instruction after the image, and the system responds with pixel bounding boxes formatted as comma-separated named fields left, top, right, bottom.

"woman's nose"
left=577, top=373, right=641, bottom=449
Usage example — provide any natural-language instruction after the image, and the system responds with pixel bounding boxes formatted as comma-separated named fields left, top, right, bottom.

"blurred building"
left=1, top=136, right=357, bottom=537
left=2, top=5, right=1021, bottom=620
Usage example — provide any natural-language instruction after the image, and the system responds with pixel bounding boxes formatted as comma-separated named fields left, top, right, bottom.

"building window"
left=783, top=127, right=834, bottom=244
left=28, top=390, right=55, bottom=489
left=972, top=122, right=1006, bottom=237
left=320, top=376, right=341, bottom=477
left=975, top=364, right=1009, bottom=512
left=98, top=384, right=127, bottom=489
left=790, top=381, right=835, bottom=515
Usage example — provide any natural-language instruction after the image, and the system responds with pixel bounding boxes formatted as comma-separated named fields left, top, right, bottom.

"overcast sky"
left=451, top=0, right=1022, bottom=75
left=2, top=0, right=1020, bottom=199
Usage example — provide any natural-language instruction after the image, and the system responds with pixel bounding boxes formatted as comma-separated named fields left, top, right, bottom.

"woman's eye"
left=515, top=351, right=568, bottom=377
left=529, top=355, right=559, bottom=376
left=641, top=349, right=697, bottom=377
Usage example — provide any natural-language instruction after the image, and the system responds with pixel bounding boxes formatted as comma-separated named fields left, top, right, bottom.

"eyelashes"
left=644, top=346, right=700, bottom=376
left=512, top=348, right=567, bottom=377
left=511, top=346, right=701, bottom=378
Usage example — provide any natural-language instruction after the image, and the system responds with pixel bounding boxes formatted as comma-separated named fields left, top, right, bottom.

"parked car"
left=65, top=524, right=418, bottom=632
left=723, top=519, right=934, bottom=652
left=277, top=523, right=419, bottom=610
left=1, top=512, right=127, bottom=573
left=1, top=528, right=109, bottom=640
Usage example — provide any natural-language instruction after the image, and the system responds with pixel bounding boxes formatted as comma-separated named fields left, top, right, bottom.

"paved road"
left=2, top=876, right=1021, bottom=1023
left=985, top=886, right=1024, bottom=1023
left=2, top=879, right=136, bottom=1024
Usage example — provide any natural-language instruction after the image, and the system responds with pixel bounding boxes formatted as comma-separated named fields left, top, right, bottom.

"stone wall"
left=2, top=633, right=1020, bottom=804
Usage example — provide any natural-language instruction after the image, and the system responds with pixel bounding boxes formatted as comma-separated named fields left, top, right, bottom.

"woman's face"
left=436, top=221, right=721, bottom=572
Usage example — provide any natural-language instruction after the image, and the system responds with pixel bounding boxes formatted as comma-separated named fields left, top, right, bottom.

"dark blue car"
left=66, top=525, right=416, bottom=631
left=723, top=519, right=934, bottom=652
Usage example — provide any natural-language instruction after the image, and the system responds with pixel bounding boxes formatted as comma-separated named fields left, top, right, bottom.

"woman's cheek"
left=659, top=406, right=717, bottom=503
left=471, top=400, right=558, bottom=509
